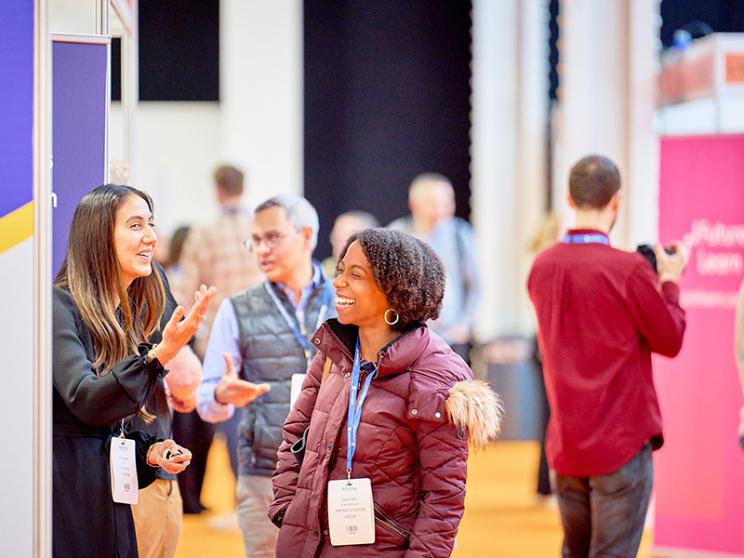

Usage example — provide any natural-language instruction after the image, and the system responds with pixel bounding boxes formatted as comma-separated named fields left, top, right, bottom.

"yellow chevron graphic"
left=0, top=201, right=34, bottom=254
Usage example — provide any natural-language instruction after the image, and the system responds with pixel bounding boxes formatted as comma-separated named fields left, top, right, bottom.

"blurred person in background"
left=53, top=184, right=213, bottom=557
left=321, top=211, right=380, bottom=278
left=179, top=164, right=263, bottom=356
left=161, top=225, right=192, bottom=303
left=198, top=195, right=335, bottom=557
left=527, top=212, right=561, bottom=503
left=528, top=155, right=688, bottom=557
left=270, top=228, right=502, bottom=557
left=389, top=173, right=480, bottom=363
left=175, top=164, right=263, bottom=515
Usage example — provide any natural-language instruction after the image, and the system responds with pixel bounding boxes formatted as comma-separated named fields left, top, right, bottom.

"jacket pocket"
left=373, top=503, right=411, bottom=543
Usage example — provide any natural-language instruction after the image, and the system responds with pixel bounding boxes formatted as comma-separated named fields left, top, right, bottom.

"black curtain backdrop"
left=138, top=0, right=219, bottom=101
left=304, top=1, right=473, bottom=260
left=660, top=0, right=744, bottom=47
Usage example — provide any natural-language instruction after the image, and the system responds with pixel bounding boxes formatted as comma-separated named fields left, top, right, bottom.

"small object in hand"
left=163, top=448, right=184, bottom=461
left=636, top=243, right=675, bottom=274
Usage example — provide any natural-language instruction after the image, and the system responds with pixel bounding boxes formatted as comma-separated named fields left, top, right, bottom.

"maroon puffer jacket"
left=269, top=319, right=502, bottom=558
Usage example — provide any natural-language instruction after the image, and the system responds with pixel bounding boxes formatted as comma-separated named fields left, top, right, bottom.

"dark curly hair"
left=339, top=228, right=445, bottom=331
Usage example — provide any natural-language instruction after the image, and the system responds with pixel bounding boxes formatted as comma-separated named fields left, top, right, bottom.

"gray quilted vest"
left=230, top=274, right=335, bottom=476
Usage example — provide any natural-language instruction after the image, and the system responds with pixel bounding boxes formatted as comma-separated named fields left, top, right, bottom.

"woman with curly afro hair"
left=270, top=228, right=503, bottom=558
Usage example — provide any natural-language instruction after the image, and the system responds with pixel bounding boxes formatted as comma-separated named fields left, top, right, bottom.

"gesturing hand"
left=214, top=352, right=271, bottom=408
left=168, top=392, right=197, bottom=414
left=146, top=439, right=192, bottom=474
left=156, top=285, right=217, bottom=365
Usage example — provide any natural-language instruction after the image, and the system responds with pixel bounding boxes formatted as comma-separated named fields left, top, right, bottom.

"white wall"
left=109, top=102, right=222, bottom=236
left=554, top=0, right=659, bottom=249
left=49, top=0, right=100, bottom=34
left=657, top=97, right=744, bottom=135
left=471, top=0, right=549, bottom=338
left=0, top=240, right=34, bottom=557
left=220, top=0, right=303, bottom=204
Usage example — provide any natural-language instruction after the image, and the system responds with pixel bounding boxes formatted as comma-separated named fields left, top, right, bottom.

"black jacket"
left=52, top=287, right=167, bottom=558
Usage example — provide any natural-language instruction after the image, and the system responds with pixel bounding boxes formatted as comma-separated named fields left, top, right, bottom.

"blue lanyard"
left=561, top=233, right=610, bottom=245
left=346, top=338, right=376, bottom=479
left=264, top=281, right=331, bottom=362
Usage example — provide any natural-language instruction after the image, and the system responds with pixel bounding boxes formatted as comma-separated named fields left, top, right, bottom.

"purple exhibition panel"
left=52, top=40, right=108, bottom=274
left=0, top=1, right=34, bottom=218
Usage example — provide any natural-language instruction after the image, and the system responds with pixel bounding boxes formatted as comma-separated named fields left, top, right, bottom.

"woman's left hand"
left=147, top=439, right=192, bottom=474
left=156, top=285, right=217, bottom=364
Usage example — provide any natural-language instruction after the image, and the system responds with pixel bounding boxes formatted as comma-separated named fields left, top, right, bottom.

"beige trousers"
left=237, top=474, right=277, bottom=558
left=132, top=479, right=183, bottom=558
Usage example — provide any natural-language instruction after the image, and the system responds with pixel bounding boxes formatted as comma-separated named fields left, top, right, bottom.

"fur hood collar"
left=445, top=379, right=504, bottom=448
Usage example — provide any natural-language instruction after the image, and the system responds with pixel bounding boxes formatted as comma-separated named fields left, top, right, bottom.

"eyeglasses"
left=243, top=232, right=287, bottom=252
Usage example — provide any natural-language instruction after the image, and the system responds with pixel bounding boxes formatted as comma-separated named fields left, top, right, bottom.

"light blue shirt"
left=197, top=264, right=323, bottom=423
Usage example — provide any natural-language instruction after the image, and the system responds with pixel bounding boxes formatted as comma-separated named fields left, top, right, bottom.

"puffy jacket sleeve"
left=53, top=287, right=166, bottom=426
left=269, top=350, right=325, bottom=527
left=404, top=388, right=468, bottom=558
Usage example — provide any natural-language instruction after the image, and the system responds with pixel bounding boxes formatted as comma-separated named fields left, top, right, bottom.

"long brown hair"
left=56, top=184, right=165, bottom=377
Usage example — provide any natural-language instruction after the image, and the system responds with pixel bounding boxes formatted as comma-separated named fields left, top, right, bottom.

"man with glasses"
left=198, top=195, right=335, bottom=557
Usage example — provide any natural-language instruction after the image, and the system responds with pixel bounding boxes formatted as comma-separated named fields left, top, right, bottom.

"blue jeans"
left=554, top=444, right=653, bottom=558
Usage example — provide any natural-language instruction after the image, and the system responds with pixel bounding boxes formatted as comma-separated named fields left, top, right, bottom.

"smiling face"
left=333, top=240, right=390, bottom=328
left=114, top=193, right=157, bottom=289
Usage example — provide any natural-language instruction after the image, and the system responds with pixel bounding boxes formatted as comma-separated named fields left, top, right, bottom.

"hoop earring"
left=384, top=309, right=400, bottom=326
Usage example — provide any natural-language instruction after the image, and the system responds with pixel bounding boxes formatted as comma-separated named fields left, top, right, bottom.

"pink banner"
left=655, top=135, right=744, bottom=555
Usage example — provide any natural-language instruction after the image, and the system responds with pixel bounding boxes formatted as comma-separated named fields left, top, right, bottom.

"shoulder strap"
left=321, top=357, right=332, bottom=384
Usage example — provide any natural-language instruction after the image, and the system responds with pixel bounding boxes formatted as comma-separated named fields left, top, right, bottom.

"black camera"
left=636, top=244, right=675, bottom=274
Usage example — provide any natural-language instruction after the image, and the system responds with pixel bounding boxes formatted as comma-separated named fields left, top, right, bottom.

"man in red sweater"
left=528, top=155, right=688, bottom=557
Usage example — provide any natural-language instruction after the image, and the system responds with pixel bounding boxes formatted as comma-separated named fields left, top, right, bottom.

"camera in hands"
left=636, top=244, right=675, bottom=274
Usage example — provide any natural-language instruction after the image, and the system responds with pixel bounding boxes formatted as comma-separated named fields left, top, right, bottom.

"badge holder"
left=110, top=421, right=139, bottom=505
left=328, top=476, right=375, bottom=546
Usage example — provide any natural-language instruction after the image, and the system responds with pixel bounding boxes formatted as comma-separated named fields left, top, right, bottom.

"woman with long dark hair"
left=270, top=228, right=503, bottom=557
left=53, top=184, right=214, bottom=557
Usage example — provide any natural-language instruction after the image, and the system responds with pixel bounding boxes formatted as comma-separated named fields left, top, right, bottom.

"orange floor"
left=175, top=439, right=660, bottom=558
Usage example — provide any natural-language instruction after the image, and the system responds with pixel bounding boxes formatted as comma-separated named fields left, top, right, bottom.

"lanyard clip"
left=346, top=468, right=352, bottom=480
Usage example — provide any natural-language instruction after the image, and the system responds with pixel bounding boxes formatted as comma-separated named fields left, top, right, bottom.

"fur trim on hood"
left=445, top=380, right=504, bottom=449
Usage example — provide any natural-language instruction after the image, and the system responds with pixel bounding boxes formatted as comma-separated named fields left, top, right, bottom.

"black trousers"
left=172, top=410, right=215, bottom=513
left=171, top=408, right=243, bottom=512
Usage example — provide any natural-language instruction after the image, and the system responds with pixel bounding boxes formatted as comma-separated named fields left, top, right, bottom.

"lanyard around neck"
left=346, top=338, right=376, bottom=479
left=264, top=281, right=331, bottom=363
left=561, top=233, right=610, bottom=245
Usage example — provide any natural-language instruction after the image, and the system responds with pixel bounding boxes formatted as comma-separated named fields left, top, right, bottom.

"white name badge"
left=110, top=437, right=139, bottom=505
left=290, top=373, right=306, bottom=408
left=327, top=478, right=375, bottom=546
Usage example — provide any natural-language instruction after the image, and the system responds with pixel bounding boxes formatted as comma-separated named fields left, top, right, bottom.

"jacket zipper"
left=373, top=503, right=410, bottom=540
